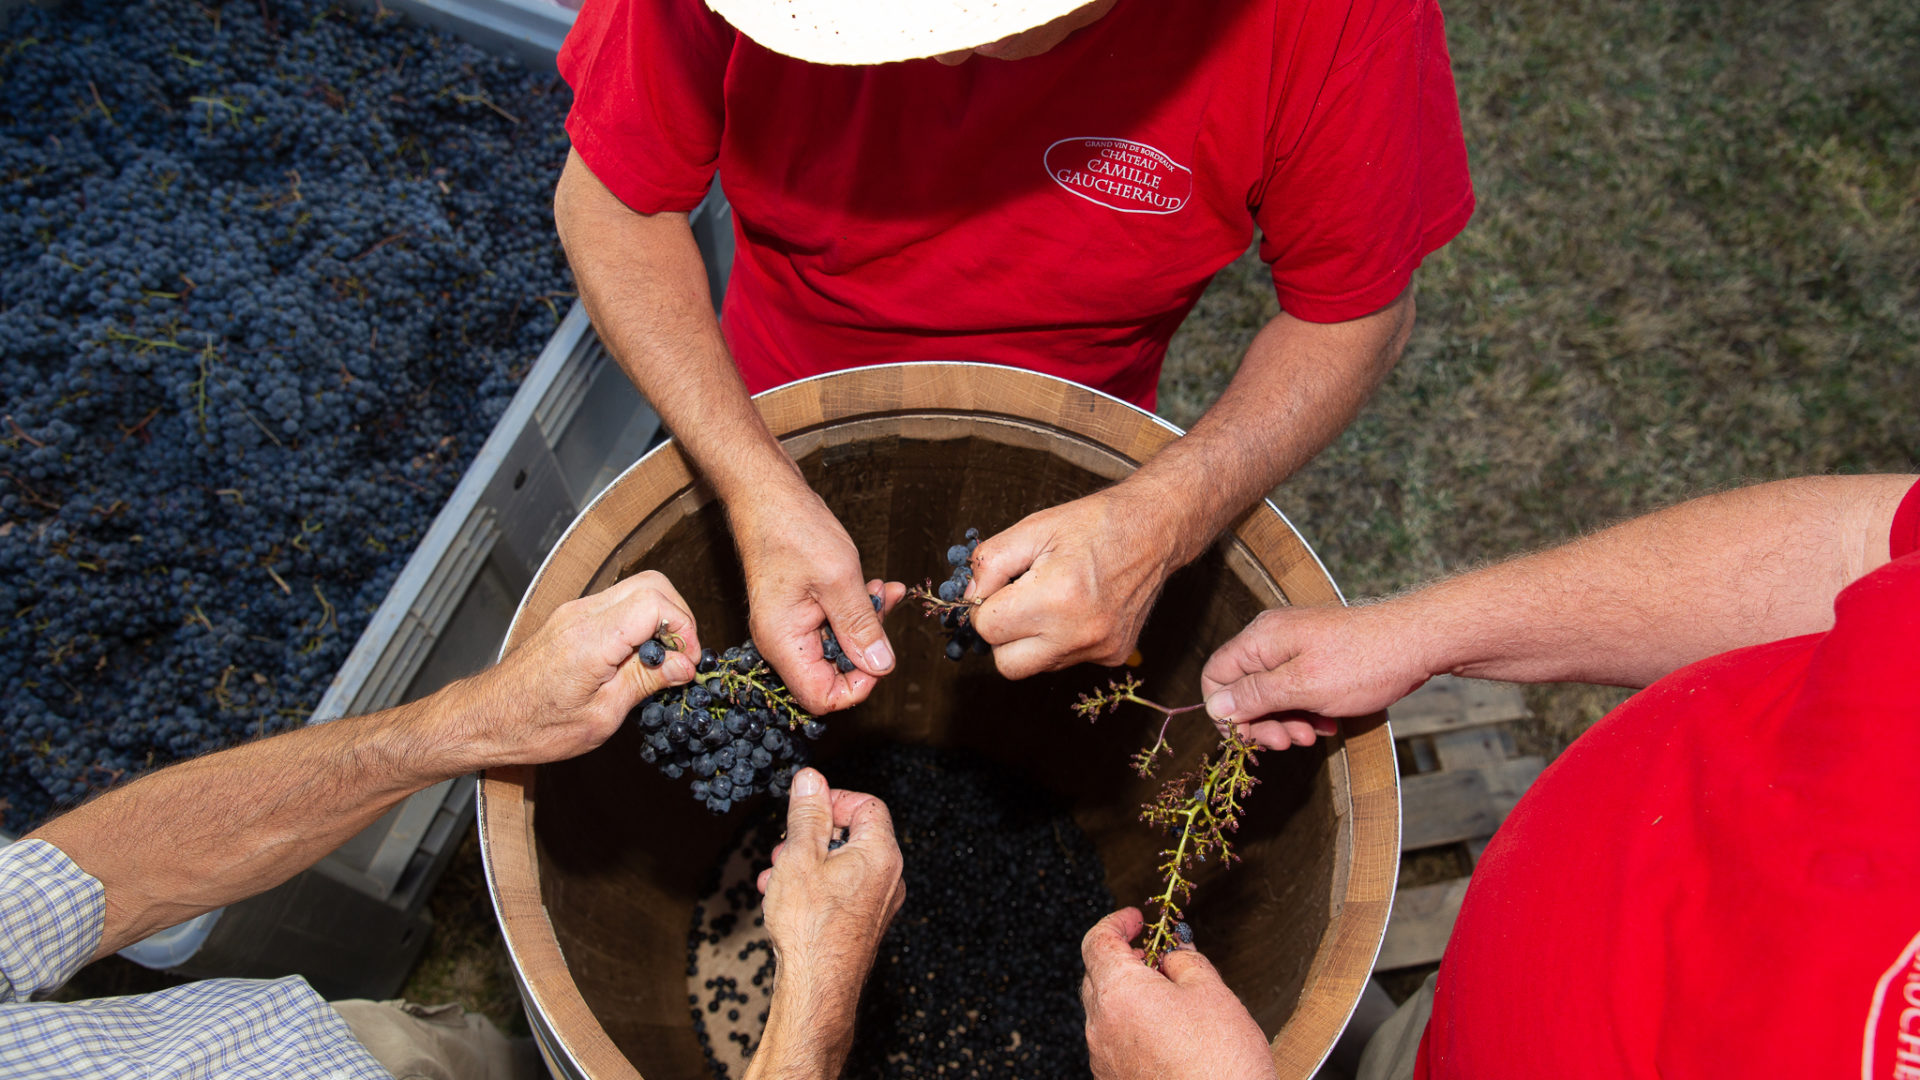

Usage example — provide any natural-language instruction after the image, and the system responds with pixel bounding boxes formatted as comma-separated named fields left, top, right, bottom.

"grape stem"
left=906, top=581, right=981, bottom=622
left=1071, top=673, right=1261, bottom=967
left=693, top=666, right=811, bottom=730
left=1138, top=735, right=1258, bottom=967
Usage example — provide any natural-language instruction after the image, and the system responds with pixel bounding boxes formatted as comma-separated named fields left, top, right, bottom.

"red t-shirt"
left=1416, top=478, right=1920, bottom=1078
left=559, top=0, right=1474, bottom=408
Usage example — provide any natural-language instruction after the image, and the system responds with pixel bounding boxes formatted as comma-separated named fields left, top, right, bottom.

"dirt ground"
left=61, top=0, right=1919, bottom=1045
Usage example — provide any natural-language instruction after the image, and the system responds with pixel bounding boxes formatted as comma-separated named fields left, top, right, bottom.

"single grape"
left=637, top=639, right=667, bottom=667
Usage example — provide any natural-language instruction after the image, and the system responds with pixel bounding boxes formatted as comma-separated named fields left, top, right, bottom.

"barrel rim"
left=479, top=362, right=1396, bottom=1079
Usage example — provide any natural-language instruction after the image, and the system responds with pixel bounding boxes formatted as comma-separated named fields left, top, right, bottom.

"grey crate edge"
left=4, top=0, right=575, bottom=66
left=344, top=0, right=576, bottom=69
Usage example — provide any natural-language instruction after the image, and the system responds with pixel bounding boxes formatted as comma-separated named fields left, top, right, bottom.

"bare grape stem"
left=1072, top=673, right=1262, bottom=967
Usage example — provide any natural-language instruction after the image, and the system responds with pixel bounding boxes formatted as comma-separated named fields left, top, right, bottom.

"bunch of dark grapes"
left=634, top=638, right=822, bottom=815
left=633, top=595, right=886, bottom=813
left=0, top=0, right=574, bottom=830
left=912, top=528, right=990, bottom=661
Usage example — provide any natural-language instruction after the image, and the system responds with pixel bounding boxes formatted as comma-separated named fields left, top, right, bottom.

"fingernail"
left=793, top=768, right=823, bottom=797
left=1205, top=690, right=1234, bottom=720
left=863, top=640, right=895, bottom=673
left=1312, top=718, right=1339, bottom=737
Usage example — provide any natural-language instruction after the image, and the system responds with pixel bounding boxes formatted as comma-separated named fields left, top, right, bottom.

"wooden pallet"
left=1374, top=676, right=1541, bottom=971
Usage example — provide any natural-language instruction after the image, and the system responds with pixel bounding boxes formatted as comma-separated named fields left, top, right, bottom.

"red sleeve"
left=1891, top=476, right=1920, bottom=560
left=558, top=0, right=735, bottom=214
left=1254, top=0, right=1475, bottom=322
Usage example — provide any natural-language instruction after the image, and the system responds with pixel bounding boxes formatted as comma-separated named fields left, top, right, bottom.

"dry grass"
left=1164, top=0, right=1919, bottom=761
left=401, top=830, right=530, bottom=1034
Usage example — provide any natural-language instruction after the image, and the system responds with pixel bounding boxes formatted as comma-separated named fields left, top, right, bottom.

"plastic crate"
left=2, top=0, right=734, bottom=998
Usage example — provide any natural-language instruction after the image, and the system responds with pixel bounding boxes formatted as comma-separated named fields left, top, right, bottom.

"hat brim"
left=705, top=0, right=1097, bottom=65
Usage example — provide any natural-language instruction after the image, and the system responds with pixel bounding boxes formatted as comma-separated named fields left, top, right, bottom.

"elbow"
left=1388, top=285, right=1417, bottom=348
left=553, top=156, right=583, bottom=259
left=1376, top=285, right=1417, bottom=373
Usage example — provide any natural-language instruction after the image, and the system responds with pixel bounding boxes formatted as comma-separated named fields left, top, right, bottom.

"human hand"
left=1200, top=602, right=1435, bottom=750
left=732, top=484, right=906, bottom=714
left=453, top=570, right=700, bottom=769
left=1080, top=908, right=1275, bottom=1080
left=748, top=768, right=905, bottom=1080
left=968, top=487, right=1180, bottom=679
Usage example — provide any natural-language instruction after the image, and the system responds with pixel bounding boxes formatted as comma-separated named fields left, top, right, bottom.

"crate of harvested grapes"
left=0, top=0, right=732, bottom=997
left=478, top=364, right=1401, bottom=1079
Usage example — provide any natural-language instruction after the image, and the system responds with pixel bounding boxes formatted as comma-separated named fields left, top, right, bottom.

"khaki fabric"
left=1355, top=973, right=1437, bottom=1080
left=332, top=999, right=543, bottom=1080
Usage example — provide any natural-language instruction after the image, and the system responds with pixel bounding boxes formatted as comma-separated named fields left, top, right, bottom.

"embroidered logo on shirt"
left=1862, top=929, right=1920, bottom=1078
left=1045, top=137, right=1193, bottom=215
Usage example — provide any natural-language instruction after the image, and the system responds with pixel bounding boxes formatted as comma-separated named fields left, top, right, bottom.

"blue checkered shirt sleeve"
left=0, top=840, right=102, bottom=1002
left=0, top=840, right=392, bottom=1080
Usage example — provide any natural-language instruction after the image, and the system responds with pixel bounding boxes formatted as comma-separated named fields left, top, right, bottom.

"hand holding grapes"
left=748, top=768, right=906, bottom=1080
left=732, top=484, right=904, bottom=714
left=447, top=570, right=701, bottom=770
left=1080, top=908, right=1276, bottom=1080
left=1200, top=602, right=1438, bottom=749
left=967, top=488, right=1179, bottom=679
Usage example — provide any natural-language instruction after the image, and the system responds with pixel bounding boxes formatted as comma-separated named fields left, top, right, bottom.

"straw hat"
left=704, top=0, right=1098, bottom=65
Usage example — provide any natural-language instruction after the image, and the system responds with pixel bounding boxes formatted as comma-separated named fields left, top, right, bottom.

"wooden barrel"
left=479, top=363, right=1399, bottom=1079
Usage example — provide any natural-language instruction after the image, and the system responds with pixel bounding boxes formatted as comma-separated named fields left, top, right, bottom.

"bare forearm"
left=1394, top=475, right=1914, bottom=688
left=744, top=979, right=859, bottom=1080
left=554, top=150, right=806, bottom=508
left=1121, top=290, right=1413, bottom=567
left=27, top=690, right=471, bottom=958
